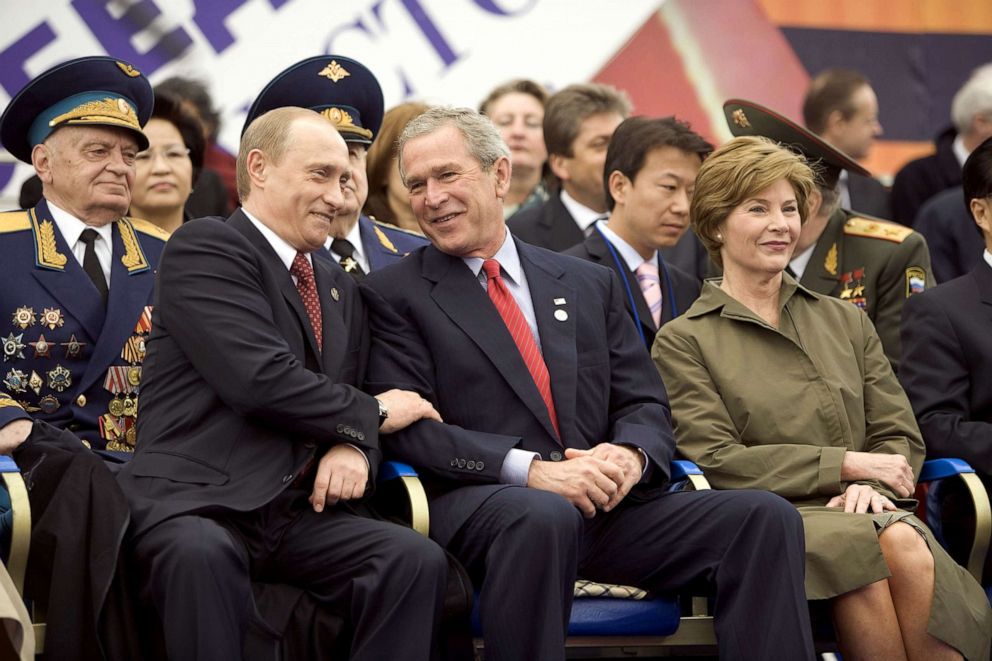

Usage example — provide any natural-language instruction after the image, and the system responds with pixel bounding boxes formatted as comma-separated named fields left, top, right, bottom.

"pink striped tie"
left=636, top=261, right=663, bottom=327
left=482, top=259, right=561, bottom=442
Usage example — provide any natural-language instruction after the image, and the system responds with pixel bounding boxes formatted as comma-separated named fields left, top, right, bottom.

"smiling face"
left=129, top=118, right=193, bottom=218
left=245, top=114, right=351, bottom=253
left=608, top=146, right=702, bottom=258
left=402, top=124, right=510, bottom=258
left=487, top=91, right=547, bottom=175
left=32, top=125, right=139, bottom=226
left=720, top=178, right=802, bottom=277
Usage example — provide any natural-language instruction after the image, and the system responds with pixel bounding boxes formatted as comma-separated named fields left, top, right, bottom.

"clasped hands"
left=527, top=443, right=645, bottom=518
left=310, top=388, right=441, bottom=513
left=827, top=451, right=915, bottom=514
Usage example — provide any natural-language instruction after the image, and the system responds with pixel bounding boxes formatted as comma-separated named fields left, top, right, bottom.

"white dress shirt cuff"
left=500, top=448, right=541, bottom=485
left=343, top=443, right=372, bottom=477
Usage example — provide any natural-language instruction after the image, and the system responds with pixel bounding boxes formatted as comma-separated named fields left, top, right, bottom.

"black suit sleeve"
left=157, top=220, right=379, bottom=453
left=899, top=292, right=992, bottom=473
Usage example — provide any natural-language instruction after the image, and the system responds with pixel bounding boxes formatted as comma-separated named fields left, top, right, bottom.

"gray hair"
left=951, top=63, right=992, bottom=135
left=397, top=106, right=510, bottom=182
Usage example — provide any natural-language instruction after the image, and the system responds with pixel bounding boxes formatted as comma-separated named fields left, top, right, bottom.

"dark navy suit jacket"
left=362, top=237, right=675, bottom=545
left=900, top=259, right=992, bottom=476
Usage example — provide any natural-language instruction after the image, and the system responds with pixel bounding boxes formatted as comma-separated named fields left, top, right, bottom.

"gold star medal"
left=12, top=307, right=35, bottom=329
left=41, top=308, right=64, bottom=330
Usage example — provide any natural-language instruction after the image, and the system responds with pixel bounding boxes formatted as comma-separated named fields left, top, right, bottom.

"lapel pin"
left=554, top=309, right=568, bottom=322
left=554, top=298, right=566, bottom=305
left=330, top=288, right=340, bottom=301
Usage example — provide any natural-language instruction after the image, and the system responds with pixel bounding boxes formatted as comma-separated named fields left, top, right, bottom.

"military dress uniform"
left=796, top=208, right=934, bottom=371
left=0, top=201, right=168, bottom=453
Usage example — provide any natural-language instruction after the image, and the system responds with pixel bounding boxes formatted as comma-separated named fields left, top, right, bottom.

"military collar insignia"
left=118, top=218, right=150, bottom=273
left=373, top=225, right=398, bottom=253
left=29, top=209, right=68, bottom=270
left=824, top=243, right=838, bottom=276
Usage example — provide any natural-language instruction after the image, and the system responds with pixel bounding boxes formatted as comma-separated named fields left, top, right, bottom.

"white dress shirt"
left=560, top=190, right=606, bottom=236
left=49, top=201, right=114, bottom=287
left=323, top=219, right=370, bottom=273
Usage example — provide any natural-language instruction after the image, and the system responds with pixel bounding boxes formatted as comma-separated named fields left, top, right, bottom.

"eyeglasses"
left=135, top=145, right=191, bottom=166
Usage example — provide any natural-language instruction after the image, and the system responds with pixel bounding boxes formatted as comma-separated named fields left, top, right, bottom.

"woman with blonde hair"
left=653, top=135, right=991, bottom=660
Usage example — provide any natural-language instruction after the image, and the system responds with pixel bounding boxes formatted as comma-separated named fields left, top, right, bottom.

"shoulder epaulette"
left=843, top=216, right=914, bottom=244
left=127, top=216, right=172, bottom=241
left=0, top=210, right=31, bottom=235
left=371, top=217, right=426, bottom=238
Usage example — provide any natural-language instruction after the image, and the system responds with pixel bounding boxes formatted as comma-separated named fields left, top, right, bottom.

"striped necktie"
left=636, top=261, right=662, bottom=327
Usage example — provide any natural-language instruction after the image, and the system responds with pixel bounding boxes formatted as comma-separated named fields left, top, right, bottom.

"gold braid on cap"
left=319, top=107, right=373, bottom=140
left=49, top=97, right=139, bottom=130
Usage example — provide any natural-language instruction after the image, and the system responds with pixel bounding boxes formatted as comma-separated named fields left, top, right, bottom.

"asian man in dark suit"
left=361, top=106, right=815, bottom=661
left=900, top=136, right=992, bottom=581
left=565, top=116, right=706, bottom=349
left=117, top=107, right=447, bottom=660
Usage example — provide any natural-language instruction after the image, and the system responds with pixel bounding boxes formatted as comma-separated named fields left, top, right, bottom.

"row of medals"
left=2, top=305, right=151, bottom=452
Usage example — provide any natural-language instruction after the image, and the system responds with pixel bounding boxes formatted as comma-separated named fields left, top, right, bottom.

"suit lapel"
left=312, top=257, right=348, bottom=376
left=77, top=222, right=155, bottom=394
left=423, top=245, right=559, bottom=438
left=800, top=209, right=845, bottom=296
left=229, top=212, right=323, bottom=364
left=28, top=201, right=106, bottom=342
left=972, top=260, right=992, bottom=317
left=518, top=242, right=577, bottom=443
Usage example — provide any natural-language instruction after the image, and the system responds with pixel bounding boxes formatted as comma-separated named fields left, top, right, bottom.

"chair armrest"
left=919, top=458, right=989, bottom=583
left=377, top=461, right=429, bottom=537
left=0, top=456, right=31, bottom=594
left=671, top=460, right=710, bottom=491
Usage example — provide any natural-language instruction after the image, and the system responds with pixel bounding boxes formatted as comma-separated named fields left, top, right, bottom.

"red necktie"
left=482, top=259, right=560, bottom=441
left=290, top=253, right=322, bottom=352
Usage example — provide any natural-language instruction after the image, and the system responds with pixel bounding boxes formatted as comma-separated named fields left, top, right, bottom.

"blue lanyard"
left=594, top=224, right=679, bottom=346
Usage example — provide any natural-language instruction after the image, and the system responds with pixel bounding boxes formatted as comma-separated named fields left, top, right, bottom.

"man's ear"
left=493, top=155, right=512, bottom=198
left=32, top=143, right=55, bottom=184
left=806, top=187, right=824, bottom=221
left=607, top=170, right=628, bottom=208
left=971, top=196, right=992, bottom=237
left=548, top=153, right=571, bottom=182
left=824, top=108, right=847, bottom=135
left=245, top=149, right=267, bottom=189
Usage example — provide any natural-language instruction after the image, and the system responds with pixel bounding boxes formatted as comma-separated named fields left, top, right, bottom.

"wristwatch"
left=376, top=398, right=389, bottom=426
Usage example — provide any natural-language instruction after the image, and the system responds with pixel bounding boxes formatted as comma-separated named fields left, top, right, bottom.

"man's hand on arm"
left=526, top=452, right=625, bottom=518
left=375, top=389, right=442, bottom=434
left=310, top=444, right=370, bottom=512
left=0, top=420, right=32, bottom=455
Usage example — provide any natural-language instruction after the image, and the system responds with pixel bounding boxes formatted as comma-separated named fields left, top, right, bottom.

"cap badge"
left=732, top=108, right=750, bottom=129
left=320, top=107, right=374, bottom=140
left=116, top=62, right=142, bottom=77
left=319, top=60, right=351, bottom=83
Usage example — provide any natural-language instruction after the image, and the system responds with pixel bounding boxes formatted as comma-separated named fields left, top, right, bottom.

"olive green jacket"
left=799, top=208, right=934, bottom=373
left=654, top=278, right=991, bottom=658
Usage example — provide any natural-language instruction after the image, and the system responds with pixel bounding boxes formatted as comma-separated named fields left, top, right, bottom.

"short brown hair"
left=691, top=136, right=816, bottom=268
left=236, top=106, right=314, bottom=202
left=479, top=79, right=549, bottom=115
left=543, top=83, right=631, bottom=158
left=802, top=69, right=871, bottom=135
left=365, top=101, right=430, bottom=223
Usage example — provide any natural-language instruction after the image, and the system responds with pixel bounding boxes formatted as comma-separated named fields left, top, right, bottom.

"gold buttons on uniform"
left=76, top=394, right=87, bottom=407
